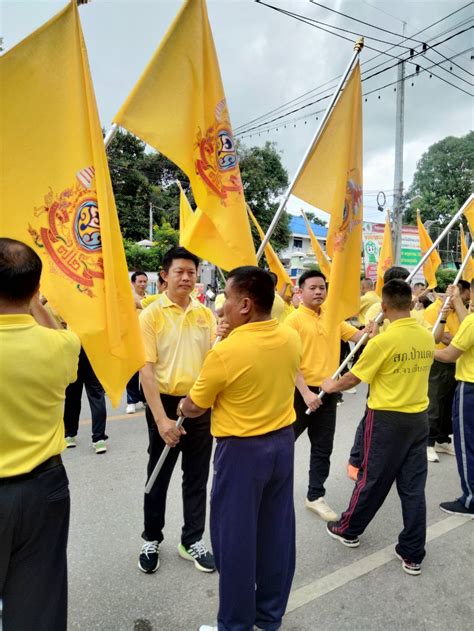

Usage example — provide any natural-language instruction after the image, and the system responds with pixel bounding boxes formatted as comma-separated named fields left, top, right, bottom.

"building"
left=280, top=216, right=328, bottom=280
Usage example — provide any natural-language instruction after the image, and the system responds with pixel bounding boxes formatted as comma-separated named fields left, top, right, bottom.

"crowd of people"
left=1, top=237, right=473, bottom=631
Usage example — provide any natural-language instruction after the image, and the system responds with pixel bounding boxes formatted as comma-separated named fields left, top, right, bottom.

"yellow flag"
left=114, top=0, right=256, bottom=269
left=301, top=212, right=332, bottom=279
left=0, top=3, right=145, bottom=406
left=464, top=196, right=474, bottom=236
left=247, top=207, right=293, bottom=295
left=460, top=224, right=474, bottom=282
left=178, top=184, right=195, bottom=244
left=416, top=210, right=441, bottom=289
left=375, top=211, right=394, bottom=296
left=292, top=62, right=363, bottom=323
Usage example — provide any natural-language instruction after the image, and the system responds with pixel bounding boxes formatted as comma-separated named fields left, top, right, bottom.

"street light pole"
left=392, top=22, right=407, bottom=265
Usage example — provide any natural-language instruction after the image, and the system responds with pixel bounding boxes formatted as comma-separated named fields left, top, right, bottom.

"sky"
left=3, top=0, right=473, bottom=224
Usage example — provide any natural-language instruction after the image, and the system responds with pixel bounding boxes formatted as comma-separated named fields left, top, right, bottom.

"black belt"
left=0, top=454, right=63, bottom=485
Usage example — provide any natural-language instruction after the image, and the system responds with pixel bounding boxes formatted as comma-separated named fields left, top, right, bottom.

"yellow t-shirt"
left=141, top=294, right=158, bottom=309
left=285, top=303, right=358, bottom=386
left=351, top=317, right=435, bottom=412
left=0, top=314, right=80, bottom=477
left=451, top=313, right=474, bottom=383
left=424, top=299, right=460, bottom=351
left=271, top=292, right=285, bottom=321
left=365, top=301, right=429, bottom=332
left=190, top=319, right=302, bottom=437
left=139, top=292, right=216, bottom=395
left=359, top=290, right=380, bottom=325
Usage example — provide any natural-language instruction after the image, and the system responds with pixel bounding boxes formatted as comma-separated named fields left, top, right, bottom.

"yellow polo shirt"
left=285, top=303, right=358, bottom=387
left=139, top=292, right=216, bottom=395
left=190, top=319, right=301, bottom=437
left=271, top=292, right=285, bottom=321
left=451, top=314, right=474, bottom=383
left=351, top=317, right=435, bottom=412
left=365, top=300, right=429, bottom=332
left=0, top=314, right=80, bottom=477
left=141, top=294, right=158, bottom=309
left=359, top=290, right=380, bottom=325
left=424, top=299, right=460, bottom=350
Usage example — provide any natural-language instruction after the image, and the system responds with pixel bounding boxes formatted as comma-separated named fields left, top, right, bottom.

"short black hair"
left=227, top=266, right=274, bottom=314
left=157, top=272, right=166, bottom=286
left=418, top=295, right=433, bottom=309
left=268, top=271, right=278, bottom=288
left=413, top=282, right=425, bottom=288
left=383, top=266, right=409, bottom=284
left=161, top=246, right=199, bottom=273
left=298, top=270, right=327, bottom=288
left=382, top=279, right=412, bottom=310
left=458, top=280, right=470, bottom=293
left=0, top=238, right=42, bottom=303
left=131, top=270, right=148, bottom=283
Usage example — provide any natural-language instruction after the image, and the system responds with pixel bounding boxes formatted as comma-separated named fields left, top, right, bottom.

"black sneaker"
left=439, top=499, right=474, bottom=518
left=395, top=545, right=422, bottom=576
left=138, top=540, right=160, bottom=573
left=326, top=522, right=360, bottom=547
left=178, top=540, right=216, bottom=572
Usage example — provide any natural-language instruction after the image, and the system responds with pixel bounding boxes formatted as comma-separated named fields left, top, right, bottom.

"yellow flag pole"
left=256, top=38, right=364, bottom=261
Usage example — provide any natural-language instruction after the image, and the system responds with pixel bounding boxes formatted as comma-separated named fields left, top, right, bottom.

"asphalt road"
left=64, top=385, right=473, bottom=630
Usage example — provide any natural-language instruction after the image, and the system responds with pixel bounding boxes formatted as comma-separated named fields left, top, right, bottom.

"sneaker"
left=93, top=439, right=107, bottom=454
left=439, top=499, right=474, bottom=518
left=126, top=403, right=136, bottom=414
left=346, top=387, right=357, bottom=394
left=435, top=442, right=455, bottom=456
left=178, top=540, right=215, bottom=572
left=198, top=627, right=217, bottom=631
left=395, top=546, right=422, bottom=576
left=138, top=540, right=160, bottom=573
left=326, top=522, right=360, bottom=547
left=65, top=436, right=77, bottom=448
left=347, top=463, right=359, bottom=481
left=136, top=401, right=146, bottom=410
left=427, top=446, right=439, bottom=462
left=305, top=497, right=338, bottom=521
left=336, top=400, right=343, bottom=407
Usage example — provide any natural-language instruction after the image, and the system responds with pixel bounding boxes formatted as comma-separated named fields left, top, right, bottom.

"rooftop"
left=289, top=215, right=327, bottom=238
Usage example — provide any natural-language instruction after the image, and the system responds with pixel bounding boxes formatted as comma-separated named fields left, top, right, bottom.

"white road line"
left=286, top=515, right=469, bottom=613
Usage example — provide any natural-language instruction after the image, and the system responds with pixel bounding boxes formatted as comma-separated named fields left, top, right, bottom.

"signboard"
left=362, top=222, right=425, bottom=284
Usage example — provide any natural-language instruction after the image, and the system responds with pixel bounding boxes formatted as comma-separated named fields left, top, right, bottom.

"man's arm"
left=30, top=292, right=58, bottom=329
left=295, top=371, right=323, bottom=411
left=447, top=285, right=469, bottom=323
left=139, top=362, right=185, bottom=447
left=321, top=371, right=361, bottom=394
left=179, top=396, right=207, bottom=418
left=434, top=345, right=463, bottom=364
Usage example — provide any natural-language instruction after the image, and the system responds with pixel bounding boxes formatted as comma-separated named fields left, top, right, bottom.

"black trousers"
left=335, top=409, right=428, bottom=564
left=126, top=372, right=145, bottom=405
left=427, top=360, right=456, bottom=446
left=63, top=348, right=107, bottom=442
left=0, top=464, right=70, bottom=631
left=143, top=396, right=213, bottom=548
left=293, top=387, right=338, bottom=501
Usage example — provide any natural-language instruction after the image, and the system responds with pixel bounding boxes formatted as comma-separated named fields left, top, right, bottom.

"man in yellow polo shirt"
left=0, top=238, right=80, bottom=630
left=434, top=280, right=474, bottom=518
left=285, top=270, right=365, bottom=521
left=423, top=280, right=471, bottom=462
left=138, top=246, right=216, bottom=575
left=358, top=278, right=379, bottom=326
left=179, top=266, right=301, bottom=631
left=321, top=280, right=435, bottom=576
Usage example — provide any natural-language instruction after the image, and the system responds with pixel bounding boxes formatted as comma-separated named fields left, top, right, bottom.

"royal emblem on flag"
left=194, top=99, right=243, bottom=204
left=333, top=172, right=363, bottom=252
left=28, top=167, right=104, bottom=296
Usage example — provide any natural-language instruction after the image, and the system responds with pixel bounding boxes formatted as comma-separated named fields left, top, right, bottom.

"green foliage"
left=123, top=221, right=179, bottom=271
left=404, top=131, right=474, bottom=227
left=304, top=211, right=327, bottom=227
left=434, top=268, right=457, bottom=292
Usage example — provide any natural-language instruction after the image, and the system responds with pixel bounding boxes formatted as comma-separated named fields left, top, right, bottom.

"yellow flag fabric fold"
left=0, top=2, right=144, bottom=406
left=292, top=62, right=363, bottom=324
left=464, top=197, right=474, bottom=236
left=247, top=207, right=292, bottom=294
left=416, top=210, right=441, bottom=289
left=460, top=224, right=474, bottom=283
left=114, top=0, right=256, bottom=270
left=301, top=212, right=332, bottom=279
left=375, top=211, right=394, bottom=296
left=178, top=185, right=195, bottom=244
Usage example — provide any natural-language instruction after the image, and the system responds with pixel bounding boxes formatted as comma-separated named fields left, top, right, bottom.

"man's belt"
left=0, top=454, right=63, bottom=485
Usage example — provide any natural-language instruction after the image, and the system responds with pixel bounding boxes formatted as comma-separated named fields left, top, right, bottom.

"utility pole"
left=392, top=22, right=406, bottom=265
left=149, top=202, right=153, bottom=241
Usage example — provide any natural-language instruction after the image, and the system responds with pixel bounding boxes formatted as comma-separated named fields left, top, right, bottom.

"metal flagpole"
left=104, top=123, right=119, bottom=149
left=305, top=193, right=474, bottom=413
left=431, top=240, right=474, bottom=337
left=255, top=38, right=364, bottom=261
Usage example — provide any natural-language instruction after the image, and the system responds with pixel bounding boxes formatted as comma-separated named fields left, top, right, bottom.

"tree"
left=303, top=211, right=327, bottom=227
left=404, top=131, right=474, bottom=227
left=123, top=222, right=179, bottom=271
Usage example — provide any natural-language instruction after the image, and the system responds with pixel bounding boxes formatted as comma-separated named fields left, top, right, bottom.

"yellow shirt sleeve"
left=189, top=348, right=228, bottom=410
left=351, top=338, right=386, bottom=384
left=365, top=301, right=382, bottom=324
left=139, top=307, right=162, bottom=363
left=451, top=315, right=474, bottom=353
left=141, top=294, right=158, bottom=309
left=341, top=321, right=359, bottom=342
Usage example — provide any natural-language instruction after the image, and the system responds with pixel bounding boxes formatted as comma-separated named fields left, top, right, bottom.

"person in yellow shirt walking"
left=285, top=270, right=365, bottom=521
left=322, top=280, right=435, bottom=576
left=434, top=280, right=474, bottom=518
left=0, top=238, right=80, bottom=630
left=137, top=246, right=216, bottom=574
left=178, top=267, right=302, bottom=631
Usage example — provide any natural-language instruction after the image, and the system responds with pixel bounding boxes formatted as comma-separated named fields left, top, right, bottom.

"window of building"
left=293, top=237, right=303, bottom=249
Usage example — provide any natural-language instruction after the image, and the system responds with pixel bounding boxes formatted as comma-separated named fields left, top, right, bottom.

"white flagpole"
left=256, top=38, right=364, bottom=261
left=104, top=123, right=119, bottom=148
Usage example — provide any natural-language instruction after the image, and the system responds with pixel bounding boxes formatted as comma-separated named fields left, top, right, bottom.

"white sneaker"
left=65, top=436, right=76, bottom=448
left=305, top=497, right=338, bottom=521
left=126, top=403, right=136, bottom=414
left=435, top=442, right=455, bottom=456
left=136, top=401, right=146, bottom=410
left=427, top=446, right=439, bottom=463
left=198, top=627, right=217, bottom=631
left=346, top=387, right=357, bottom=394
left=93, top=439, right=107, bottom=454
